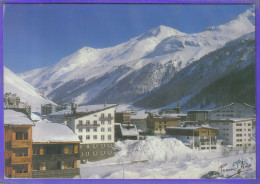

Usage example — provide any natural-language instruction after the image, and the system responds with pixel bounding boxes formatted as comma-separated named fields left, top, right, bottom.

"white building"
left=209, top=118, right=254, bottom=147
left=209, top=102, right=255, bottom=120
left=48, top=103, right=118, bottom=162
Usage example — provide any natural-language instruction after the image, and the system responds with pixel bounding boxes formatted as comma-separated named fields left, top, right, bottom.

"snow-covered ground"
left=80, top=136, right=256, bottom=179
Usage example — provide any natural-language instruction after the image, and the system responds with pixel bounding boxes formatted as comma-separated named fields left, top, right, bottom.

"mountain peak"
left=137, top=25, right=184, bottom=41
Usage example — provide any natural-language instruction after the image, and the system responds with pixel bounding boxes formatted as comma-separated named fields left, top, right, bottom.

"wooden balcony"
left=11, top=140, right=32, bottom=148
left=33, top=153, right=79, bottom=162
left=11, top=173, right=32, bottom=178
left=11, top=156, right=32, bottom=164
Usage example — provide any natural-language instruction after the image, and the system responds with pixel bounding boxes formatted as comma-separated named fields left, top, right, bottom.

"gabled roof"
left=4, top=109, right=34, bottom=126
left=211, top=102, right=255, bottom=112
left=49, top=104, right=118, bottom=119
left=32, top=120, right=80, bottom=143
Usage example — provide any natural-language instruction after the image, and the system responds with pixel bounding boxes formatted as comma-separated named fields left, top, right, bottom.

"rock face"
left=18, top=9, right=255, bottom=108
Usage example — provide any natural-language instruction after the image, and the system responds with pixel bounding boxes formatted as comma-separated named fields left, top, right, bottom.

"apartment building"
left=49, top=103, right=118, bottom=162
left=166, top=126, right=219, bottom=151
left=209, top=118, right=254, bottom=147
left=146, top=114, right=180, bottom=135
left=4, top=109, right=34, bottom=178
left=41, top=104, right=56, bottom=116
left=186, top=110, right=210, bottom=122
left=209, top=102, right=255, bottom=120
left=32, top=121, right=80, bottom=178
left=130, top=110, right=148, bottom=134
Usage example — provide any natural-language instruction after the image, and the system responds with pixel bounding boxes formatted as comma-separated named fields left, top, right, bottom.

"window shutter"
left=74, top=160, right=77, bottom=168
left=64, top=146, right=68, bottom=154
left=40, top=147, right=44, bottom=155
left=74, top=145, right=78, bottom=154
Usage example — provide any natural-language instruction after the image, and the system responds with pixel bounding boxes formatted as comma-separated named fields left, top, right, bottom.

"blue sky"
left=4, top=4, right=253, bottom=73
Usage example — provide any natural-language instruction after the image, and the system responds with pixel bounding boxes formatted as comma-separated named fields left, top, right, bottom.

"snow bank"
left=115, top=136, right=195, bottom=162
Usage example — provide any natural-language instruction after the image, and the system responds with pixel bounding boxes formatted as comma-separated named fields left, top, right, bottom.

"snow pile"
left=115, top=136, right=195, bottom=162
left=120, top=123, right=139, bottom=136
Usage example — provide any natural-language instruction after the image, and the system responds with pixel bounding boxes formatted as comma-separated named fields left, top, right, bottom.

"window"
left=24, top=132, right=28, bottom=140
left=101, top=128, right=105, bottom=132
left=93, top=151, right=98, bottom=156
left=101, top=121, right=105, bottom=125
left=93, top=144, right=98, bottom=148
left=86, top=135, right=90, bottom=140
left=80, top=145, right=82, bottom=149
left=93, top=135, right=97, bottom=140
left=108, top=113, right=111, bottom=118
left=108, top=121, right=111, bottom=125
left=108, top=127, right=111, bottom=132
left=107, top=144, right=112, bottom=147
left=15, top=148, right=28, bottom=157
left=79, top=129, right=82, bottom=132
left=248, top=129, right=251, bottom=131
left=33, top=147, right=40, bottom=155
left=248, top=123, right=251, bottom=126
left=101, top=151, right=105, bottom=155
left=86, top=145, right=90, bottom=149
left=86, top=128, right=90, bottom=132
left=101, top=135, right=105, bottom=141
left=68, top=145, right=74, bottom=154
left=94, top=128, right=97, bottom=132
left=248, top=133, right=251, bottom=137
left=108, top=135, right=112, bottom=140
left=101, top=144, right=105, bottom=148
left=236, top=123, right=242, bottom=126
left=101, top=113, right=104, bottom=118
left=236, top=134, right=242, bottom=137
left=108, top=150, right=113, bottom=155
left=16, top=132, right=25, bottom=140
left=14, top=164, right=28, bottom=174
left=94, top=120, right=97, bottom=125
left=33, top=163, right=40, bottom=171
left=86, top=120, right=90, bottom=125
left=86, top=152, right=89, bottom=156
left=79, top=120, right=83, bottom=124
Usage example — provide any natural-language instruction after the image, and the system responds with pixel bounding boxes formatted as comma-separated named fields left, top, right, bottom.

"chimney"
left=71, top=103, right=77, bottom=115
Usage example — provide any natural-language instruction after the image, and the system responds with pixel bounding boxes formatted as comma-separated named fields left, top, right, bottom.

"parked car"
left=202, top=171, right=221, bottom=179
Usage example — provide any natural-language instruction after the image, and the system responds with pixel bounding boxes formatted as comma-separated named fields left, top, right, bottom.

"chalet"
left=4, top=109, right=34, bottom=178
left=48, top=103, right=118, bottom=162
left=166, top=126, right=219, bottom=151
left=32, top=121, right=80, bottom=178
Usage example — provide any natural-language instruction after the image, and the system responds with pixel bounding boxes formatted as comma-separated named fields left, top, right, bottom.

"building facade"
left=208, top=118, right=254, bottom=147
left=186, top=110, right=210, bottom=122
left=4, top=92, right=31, bottom=118
left=4, top=109, right=34, bottom=178
left=41, top=104, right=57, bottom=116
left=209, top=102, right=255, bottom=120
left=146, top=114, right=180, bottom=135
left=32, top=121, right=80, bottom=178
left=166, top=126, right=219, bottom=151
left=49, top=104, right=118, bottom=162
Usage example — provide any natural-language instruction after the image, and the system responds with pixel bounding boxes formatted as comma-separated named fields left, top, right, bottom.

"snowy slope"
left=4, top=67, right=55, bottom=112
left=19, top=8, right=255, bottom=105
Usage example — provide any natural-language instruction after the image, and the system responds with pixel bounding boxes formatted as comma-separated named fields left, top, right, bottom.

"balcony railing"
left=12, top=173, right=32, bottom=178
left=200, top=139, right=210, bottom=142
left=33, top=153, right=79, bottom=162
left=32, top=168, right=80, bottom=178
left=11, top=156, right=32, bottom=164
left=76, top=124, right=100, bottom=128
left=99, top=116, right=114, bottom=121
left=11, top=140, right=32, bottom=148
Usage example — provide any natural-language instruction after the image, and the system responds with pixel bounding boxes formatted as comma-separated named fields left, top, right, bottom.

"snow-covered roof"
left=120, top=123, right=139, bottom=136
left=167, top=126, right=218, bottom=130
left=211, top=102, right=255, bottom=112
left=4, top=109, right=34, bottom=126
left=130, top=110, right=148, bottom=120
left=49, top=104, right=118, bottom=117
left=32, top=120, right=80, bottom=143
left=210, top=118, right=254, bottom=122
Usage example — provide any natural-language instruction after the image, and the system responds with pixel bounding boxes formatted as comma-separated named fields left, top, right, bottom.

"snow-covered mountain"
left=19, top=8, right=255, bottom=105
left=4, top=67, right=55, bottom=112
